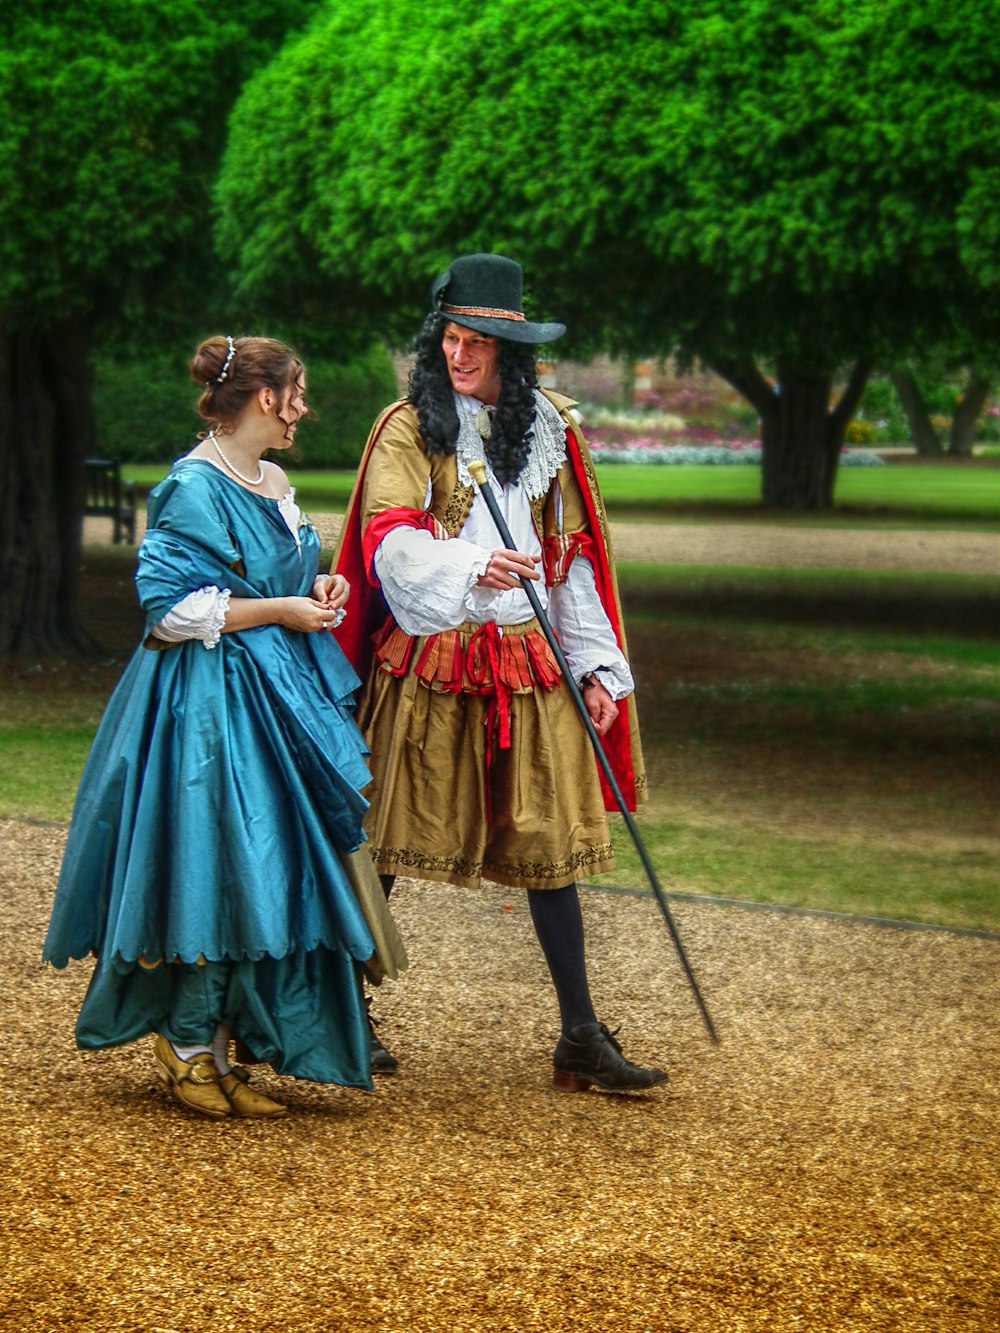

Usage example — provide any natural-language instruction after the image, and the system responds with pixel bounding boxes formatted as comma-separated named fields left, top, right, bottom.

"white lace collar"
left=453, top=390, right=567, bottom=500
left=277, top=488, right=302, bottom=546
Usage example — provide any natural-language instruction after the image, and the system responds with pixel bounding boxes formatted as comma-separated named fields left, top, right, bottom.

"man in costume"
left=335, top=253, right=665, bottom=1092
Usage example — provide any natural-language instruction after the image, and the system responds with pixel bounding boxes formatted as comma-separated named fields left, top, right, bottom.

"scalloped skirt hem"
left=73, top=946, right=373, bottom=1089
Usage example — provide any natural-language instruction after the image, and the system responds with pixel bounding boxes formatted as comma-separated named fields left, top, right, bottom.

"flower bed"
left=578, top=407, right=884, bottom=466
left=587, top=438, right=884, bottom=467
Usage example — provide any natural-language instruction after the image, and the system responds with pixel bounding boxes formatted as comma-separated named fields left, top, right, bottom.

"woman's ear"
left=257, top=386, right=274, bottom=414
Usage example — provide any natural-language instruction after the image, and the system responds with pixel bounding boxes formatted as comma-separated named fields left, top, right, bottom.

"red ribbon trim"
left=467, top=623, right=510, bottom=821
left=561, top=423, right=638, bottom=810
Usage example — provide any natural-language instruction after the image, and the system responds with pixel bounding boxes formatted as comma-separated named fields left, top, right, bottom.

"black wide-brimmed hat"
left=431, top=253, right=566, bottom=344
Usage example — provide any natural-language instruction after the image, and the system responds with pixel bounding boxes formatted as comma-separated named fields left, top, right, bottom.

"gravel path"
left=19, top=515, right=996, bottom=1328
left=86, top=513, right=999, bottom=575
left=310, top=516, right=999, bottom=575
left=2, top=820, right=998, bottom=1331
left=608, top=522, right=999, bottom=574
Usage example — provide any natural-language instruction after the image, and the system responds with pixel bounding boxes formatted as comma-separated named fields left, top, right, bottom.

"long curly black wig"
left=408, top=313, right=539, bottom=485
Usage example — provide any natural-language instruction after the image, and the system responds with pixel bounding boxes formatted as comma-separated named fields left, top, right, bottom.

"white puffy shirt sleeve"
left=151, top=586, right=232, bottom=649
left=373, top=527, right=492, bottom=636
left=547, top=556, right=634, bottom=699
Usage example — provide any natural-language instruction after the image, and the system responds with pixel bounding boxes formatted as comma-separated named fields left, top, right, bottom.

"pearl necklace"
left=209, top=430, right=264, bottom=486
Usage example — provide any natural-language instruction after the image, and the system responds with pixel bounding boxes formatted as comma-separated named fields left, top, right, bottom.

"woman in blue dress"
left=44, top=334, right=406, bottom=1119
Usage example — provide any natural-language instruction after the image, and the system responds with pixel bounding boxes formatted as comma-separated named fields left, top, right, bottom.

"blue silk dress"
left=43, top=459, right=394, bottom=1088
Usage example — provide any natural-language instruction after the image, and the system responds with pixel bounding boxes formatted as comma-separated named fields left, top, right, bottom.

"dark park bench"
left=85, top=457, right=137, bottom=545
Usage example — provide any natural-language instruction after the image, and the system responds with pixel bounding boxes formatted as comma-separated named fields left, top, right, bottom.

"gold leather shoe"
left=219, top=1066, right=288, bottom=1119
left=153, top=1035, right=231, bottom=1119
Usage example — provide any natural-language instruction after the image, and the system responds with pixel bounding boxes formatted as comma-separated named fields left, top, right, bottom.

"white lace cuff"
left=151, top=586, right=232, bottom=650
left=461, top=552, right=497, bottom=617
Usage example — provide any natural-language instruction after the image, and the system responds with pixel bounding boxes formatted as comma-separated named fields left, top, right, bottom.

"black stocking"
left=527, top=883, right=597, bottom=1034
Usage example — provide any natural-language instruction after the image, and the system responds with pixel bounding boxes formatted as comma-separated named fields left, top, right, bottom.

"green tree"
left=0, top=0, right=320, bottom=654
left=890, top=365, right=993, bottom=457
left=217, top=0, right=1000, bottom=508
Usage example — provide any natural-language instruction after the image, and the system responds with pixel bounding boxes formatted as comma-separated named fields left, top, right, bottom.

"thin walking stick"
left=468, top=459, right=719, bottom=1044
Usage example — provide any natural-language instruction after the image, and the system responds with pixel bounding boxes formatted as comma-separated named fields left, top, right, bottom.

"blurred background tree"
left=92, top=343, right=396, bottom=468
left=8, top=0, right=1000, bottom=655
left=0, top=0, right=323, bottom=653
left=888, top=362, right=993, bottom=458
left=217, top=0, right=1000, bottom=508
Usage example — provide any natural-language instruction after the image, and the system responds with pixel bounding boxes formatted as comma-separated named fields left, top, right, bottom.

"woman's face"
left=441, top=322, right=501, bottom=405
left=272, top=374, right=308, bottom=448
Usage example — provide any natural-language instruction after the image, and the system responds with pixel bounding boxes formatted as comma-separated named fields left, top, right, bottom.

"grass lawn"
left=121, top=458, right=1000, bottom=526
left=595, top=461, right=1000, bottom=525
left=591, top=579, right=999, bottom=932
left=600, top=560, right=998, bottom=929
left=2, top=536, right=997, bottom=931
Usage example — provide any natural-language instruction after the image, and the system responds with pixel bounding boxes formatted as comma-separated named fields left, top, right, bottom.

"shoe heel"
left=553, top=1068, right=591, bottom=1092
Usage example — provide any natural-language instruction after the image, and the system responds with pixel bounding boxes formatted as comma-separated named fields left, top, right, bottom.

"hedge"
left=93, top=342, right=398, bottom=468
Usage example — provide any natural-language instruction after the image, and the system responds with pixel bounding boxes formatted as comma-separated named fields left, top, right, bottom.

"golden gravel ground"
left=2, top=819, right=998, bottom=1332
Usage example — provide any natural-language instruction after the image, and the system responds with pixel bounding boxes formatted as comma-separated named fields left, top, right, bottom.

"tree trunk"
left=710, top=357, right=870, bottom=509
left=0, top=322, right=97, bottom=655
left=948, top=374, right=991, bottom=456
left=760, top=367, right=837, bottom=508
left=889, top=371, right=942, bottom=456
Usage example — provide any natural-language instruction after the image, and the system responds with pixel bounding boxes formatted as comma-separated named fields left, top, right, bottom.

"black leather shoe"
left=366, top=1000, right=398, bottom=1075
left=552, top=1022, right=667, bottom=1092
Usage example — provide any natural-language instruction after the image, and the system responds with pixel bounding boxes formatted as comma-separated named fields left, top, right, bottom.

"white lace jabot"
left=454, top=390, right=568, bottom=500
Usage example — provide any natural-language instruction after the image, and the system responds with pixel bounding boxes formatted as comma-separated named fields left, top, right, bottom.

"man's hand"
left=582, top=677, right=618, bottom=736
left=477, top=549, right=540, bottom=590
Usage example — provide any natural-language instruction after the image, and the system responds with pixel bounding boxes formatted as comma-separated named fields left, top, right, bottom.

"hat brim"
left=441, top=312, right=566, bottom=344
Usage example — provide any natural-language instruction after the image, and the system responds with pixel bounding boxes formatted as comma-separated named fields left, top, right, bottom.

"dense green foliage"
left=94, top=342, right=398, bottom=466
left=296, top=343, right=400, bottom=467
left=217, top=0, right=1000, bottom=506
left=0, top=0, right=323, bottom=330
left=92, top=350, right=202, bottom=464
left=0, top=0, right=324, bottom=653
left=218, top=0, right=1000, bottom=365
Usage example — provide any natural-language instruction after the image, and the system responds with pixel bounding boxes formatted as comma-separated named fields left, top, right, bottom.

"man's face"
left=441, top=322, right=501, bottom=405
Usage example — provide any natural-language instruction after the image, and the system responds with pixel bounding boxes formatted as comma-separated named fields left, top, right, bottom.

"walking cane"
left=467, top=459, right=719, bottom=1044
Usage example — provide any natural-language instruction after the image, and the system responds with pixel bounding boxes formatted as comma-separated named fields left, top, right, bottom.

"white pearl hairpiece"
left=214, top=335, right=236, bottom=385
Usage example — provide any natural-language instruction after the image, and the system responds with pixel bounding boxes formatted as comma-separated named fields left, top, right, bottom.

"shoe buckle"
left=186, top=1061, right=220, bottom=1085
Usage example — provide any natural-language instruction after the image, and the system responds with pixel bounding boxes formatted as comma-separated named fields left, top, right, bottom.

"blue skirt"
left=45, top=624, right=385, bottom=1088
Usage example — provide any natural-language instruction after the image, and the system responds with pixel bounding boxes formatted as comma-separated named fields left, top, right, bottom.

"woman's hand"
left=222, top=590, right=345, bottom=634
left=476, top=549, right=540, bottom=590
left=312, top=572, right=350, bottom=612
left=277, top=596, right=343, bottom=633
